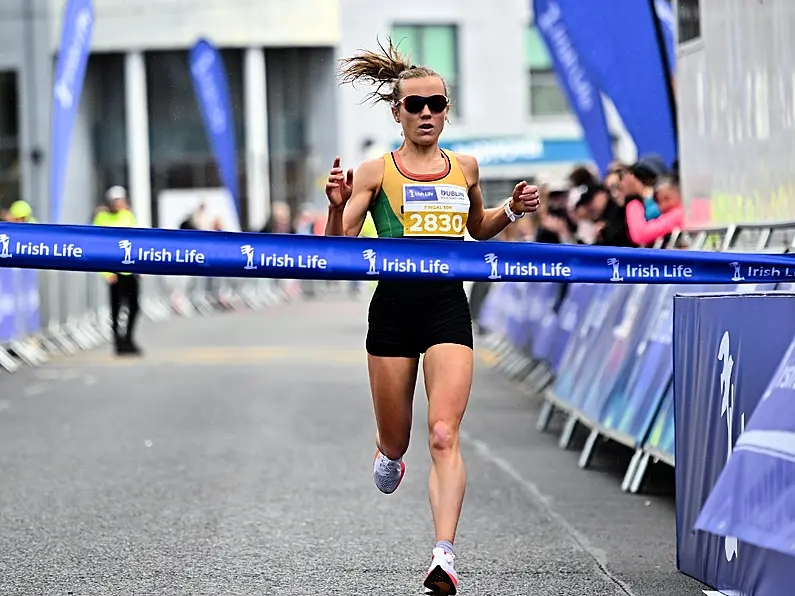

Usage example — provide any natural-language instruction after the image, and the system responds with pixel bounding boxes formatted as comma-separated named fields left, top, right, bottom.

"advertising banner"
left=50, top=0, right=94, bottom=223
left=696, top=334, right=795, bottom=560
left=673, top=292, right=795, bottom=594
left=189, top=39, right=241, bottom=218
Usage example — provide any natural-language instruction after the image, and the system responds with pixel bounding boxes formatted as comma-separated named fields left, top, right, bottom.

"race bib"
left=403, top=184, right=470, bottom=238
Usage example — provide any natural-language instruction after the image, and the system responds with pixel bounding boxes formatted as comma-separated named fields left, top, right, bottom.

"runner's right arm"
left=324, top=157, right=383, bottom=238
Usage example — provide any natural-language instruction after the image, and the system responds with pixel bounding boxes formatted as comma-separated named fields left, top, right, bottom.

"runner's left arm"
left=459, top=154, right=540, bottom=241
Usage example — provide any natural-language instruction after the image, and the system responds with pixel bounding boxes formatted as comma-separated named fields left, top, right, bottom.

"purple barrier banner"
left=505, top=284, right=527, bottom=348
left=674, top=292, right=795, bottom=595
left=0, top=268, right=14, bottom=341
left=551, top=284, right=626, bottom=405
left=548, top=283, right=597, bottom=372
left=477, top=283, right=512, bottom=335
left=695, top=333, right=795, bottom=559
left=579, top=284, right=658, bottom=420
left=15, top=268, right=40, bottom=336
left=562, top=285, right=633, bottom=410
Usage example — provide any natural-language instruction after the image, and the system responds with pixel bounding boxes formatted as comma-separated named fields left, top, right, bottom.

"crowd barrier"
left=672, top=290, right=795, bottom=595
left=0, top=262, right=305, bottom=373
left=476, top=221, right=795, bottom=595
left=475, top=220, right=795, bottom=494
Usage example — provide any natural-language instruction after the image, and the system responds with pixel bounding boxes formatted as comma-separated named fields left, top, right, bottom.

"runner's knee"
left=429, top=420, right=458, bottom=454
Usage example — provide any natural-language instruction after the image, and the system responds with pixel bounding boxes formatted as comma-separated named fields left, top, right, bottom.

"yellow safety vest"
left=93, top=209, right=138, bottom=277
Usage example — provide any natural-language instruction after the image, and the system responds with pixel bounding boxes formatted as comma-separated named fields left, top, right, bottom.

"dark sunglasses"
left=396, top=94, right=450, bottom=114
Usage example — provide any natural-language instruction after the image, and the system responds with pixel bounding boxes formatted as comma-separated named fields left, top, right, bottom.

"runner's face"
left=392, top=77, right=449, bottom=147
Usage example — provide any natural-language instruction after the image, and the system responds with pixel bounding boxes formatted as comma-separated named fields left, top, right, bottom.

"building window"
left=0, top=71, right=20, bottom=209
left=526, top=25, right=571, bottom=117
left=677, top=0, right=701, bottom=44
left=391, top=25, right=460, bottom=117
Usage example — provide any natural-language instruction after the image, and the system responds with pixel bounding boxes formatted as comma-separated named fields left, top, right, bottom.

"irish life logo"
left=484, top=252, right=570, bottom=279
left=119, top=240, right=205, bottom=265
left=484, top=253, right=501, bottom=280
left=0, top=234, right=11, bottom=259
left=361, top=248, right=450, bottom=276
left=607, top=258, right=692, bottom=282
left=119, top=240, right=135, bottom=265
left=240, top=244, right=328, bottom=272
left=0, top=233, right=83, bottom=260
left=362, top=249, right=378, bottom=276
left=717, top=330, right=744, bottom=563
left=730, top=262, right=744, bottom=282
left=241, top=245, right=257, bottom=270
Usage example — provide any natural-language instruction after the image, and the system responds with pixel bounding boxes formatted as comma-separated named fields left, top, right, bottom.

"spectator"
left=576, top=184, right=635, bottom=247
left=179, top=204, right=208, bottom=230
left=260, top=201, right=294, bottom=234
left=604, top=163, right=628, bottom=206
left=567, top=167, right=599, bottom=244
left=620, top=154, right=668, bottom=222
left=536, top=189, right=578, bottom=244
left=6, top=200, right=37, bottom=223
left=93, top=186, right=143, bottom=356
left=625, top=173, right=685, bottom=247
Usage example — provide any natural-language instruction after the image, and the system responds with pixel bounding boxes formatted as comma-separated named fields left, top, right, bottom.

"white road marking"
left=461, top=430, right=638, bottom=596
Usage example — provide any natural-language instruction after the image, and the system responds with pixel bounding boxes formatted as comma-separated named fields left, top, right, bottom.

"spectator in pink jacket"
left=625, top=174, right=684, bottom=247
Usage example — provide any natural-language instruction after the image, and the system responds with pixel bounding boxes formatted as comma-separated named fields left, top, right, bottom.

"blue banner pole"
left=533, top=0, right=614, bottom=175
left=189, top=39, right=241, bottom=221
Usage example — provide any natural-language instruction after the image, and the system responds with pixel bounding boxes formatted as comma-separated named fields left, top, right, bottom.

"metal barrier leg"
left=529, top=368, right=554, bottom=394
left=578, top=428, right=600, bottom=469
left=621, top=449, right=644, bottom=493
left=8, top=339, right=44, bottom=367
left=629, top=451, right=651, bottom=494
left=536, top=400, right=554, bottom=432
left=78, top=316, right=104, bottom=348
left=34, top=332, right=59, bottom=356
left=558, top=414, right=578, bottom=449
left=47, top=322, right=79, bottom=355
left=64, top=318, right=94, bottom=351
left=0, top=346, right=20, bottom=372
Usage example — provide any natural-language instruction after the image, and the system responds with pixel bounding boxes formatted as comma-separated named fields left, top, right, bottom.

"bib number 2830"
left=403, top=183, right=469, bottom=238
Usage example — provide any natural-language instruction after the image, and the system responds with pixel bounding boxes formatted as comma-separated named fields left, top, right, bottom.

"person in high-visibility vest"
left=6, top=200, right=38, bottom=223
left=93, top=186, right=142, bottom=356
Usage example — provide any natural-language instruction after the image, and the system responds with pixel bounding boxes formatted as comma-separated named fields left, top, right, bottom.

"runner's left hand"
left=509, top=181, right=541, bottom=214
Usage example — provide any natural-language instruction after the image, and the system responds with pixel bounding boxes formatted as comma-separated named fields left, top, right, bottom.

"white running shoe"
left=372, top=450, right=406, bottom=494
left=423, top=547, right=458, bottom=595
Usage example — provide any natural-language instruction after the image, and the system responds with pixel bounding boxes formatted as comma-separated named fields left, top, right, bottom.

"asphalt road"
left=0, top=291, right=708, bottom=595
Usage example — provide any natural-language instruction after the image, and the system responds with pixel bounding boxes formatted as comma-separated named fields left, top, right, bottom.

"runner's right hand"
left=325, top=157, right=354, bottom=209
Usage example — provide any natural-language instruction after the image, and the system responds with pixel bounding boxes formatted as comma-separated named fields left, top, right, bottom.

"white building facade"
left=676, top=0, right=795, bottom=226
left=0, top=0, right=625, bottom=229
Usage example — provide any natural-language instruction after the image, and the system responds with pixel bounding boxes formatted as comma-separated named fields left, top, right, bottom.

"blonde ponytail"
left=338, top=36, right=448, bottom=105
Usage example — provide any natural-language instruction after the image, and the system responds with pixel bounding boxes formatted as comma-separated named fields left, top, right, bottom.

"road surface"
left=0, top=292, right=707, bottom=595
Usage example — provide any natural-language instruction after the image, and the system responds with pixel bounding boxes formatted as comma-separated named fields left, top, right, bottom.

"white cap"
left=105, top=185, right=128, bottom=201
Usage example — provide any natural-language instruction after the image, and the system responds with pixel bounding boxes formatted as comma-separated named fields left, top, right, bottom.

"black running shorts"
left=366, top=280, right=474, bottom=358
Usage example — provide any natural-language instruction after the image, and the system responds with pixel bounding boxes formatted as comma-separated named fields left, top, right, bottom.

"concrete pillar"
left=244, top=47, right=270, bottom=231
left=124, top=51, right=152, bottom=227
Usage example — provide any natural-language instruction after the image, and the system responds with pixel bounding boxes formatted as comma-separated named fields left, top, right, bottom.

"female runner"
left=324, top=38, right=541, bottom=595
